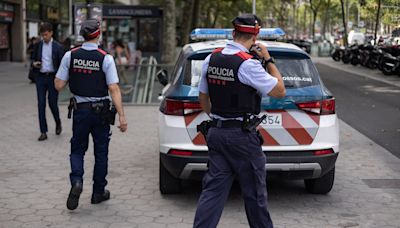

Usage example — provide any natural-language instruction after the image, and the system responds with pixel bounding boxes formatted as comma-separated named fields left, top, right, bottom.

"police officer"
left=194, top=14, right=286, bottom=228
left=54, top=19, right=128, bottom=210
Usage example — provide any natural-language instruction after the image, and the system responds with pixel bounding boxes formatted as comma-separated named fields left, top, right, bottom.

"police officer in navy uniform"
left=194, top=14, right=286, bottom=228
left=54, top=19, right=128, bottom=210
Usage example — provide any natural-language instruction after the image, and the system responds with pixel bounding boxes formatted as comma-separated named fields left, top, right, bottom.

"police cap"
left=80, top=19, right=101, bottom=40
left=232, top=14, right=261, bottom=35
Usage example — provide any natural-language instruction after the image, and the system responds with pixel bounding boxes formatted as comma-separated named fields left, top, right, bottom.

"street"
left=315, top=59, right=400, bottom=158
left=1, top=61, right=400, bottom=228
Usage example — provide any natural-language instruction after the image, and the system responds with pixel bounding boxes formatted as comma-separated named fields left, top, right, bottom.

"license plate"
left=261, top=113, right=282, bottom=126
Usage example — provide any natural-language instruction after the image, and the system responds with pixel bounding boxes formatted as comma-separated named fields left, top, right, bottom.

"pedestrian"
left=193, top=14, right=286, bottom=228
left=31, top=23, right=64, bottom=141
left=54, top=19, right=128, bottom=210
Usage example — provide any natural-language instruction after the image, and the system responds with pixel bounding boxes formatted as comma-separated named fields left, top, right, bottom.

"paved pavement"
left=1, top=62, right=400, bottom=228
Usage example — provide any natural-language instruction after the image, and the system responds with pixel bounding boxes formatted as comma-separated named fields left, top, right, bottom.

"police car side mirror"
left=157, top=69, right=168, bottom=86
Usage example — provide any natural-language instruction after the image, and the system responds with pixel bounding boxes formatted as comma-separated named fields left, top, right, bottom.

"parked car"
left=157, top=28, right=339, bottom=195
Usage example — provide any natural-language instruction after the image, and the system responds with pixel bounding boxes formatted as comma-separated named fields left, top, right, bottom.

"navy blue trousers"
left=35, top=73, right=60, bottom=133
left=194, top=127, right=273, bottom=228
left=70, top=108, right=111, bottom=194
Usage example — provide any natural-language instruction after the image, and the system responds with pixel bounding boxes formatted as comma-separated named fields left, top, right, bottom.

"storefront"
left=102, top=5, right=163, bottom=59
left=73, top=4, right=163, bottom=60
left=26, top=0, right=71, bottom=42
left=0, top=1, right=14, bottom=61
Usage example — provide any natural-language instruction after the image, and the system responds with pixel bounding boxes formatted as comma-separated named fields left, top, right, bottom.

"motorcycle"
left=380, top=46, right=400, bottom=75
left=331, top=45, right=345, bottom=61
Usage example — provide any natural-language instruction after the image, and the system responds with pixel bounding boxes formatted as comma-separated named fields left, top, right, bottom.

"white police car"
left=158, top=28, right=339, bottom=194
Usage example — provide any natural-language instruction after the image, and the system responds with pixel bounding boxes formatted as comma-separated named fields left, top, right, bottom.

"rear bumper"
left=160, top=151, right=338, bottom=181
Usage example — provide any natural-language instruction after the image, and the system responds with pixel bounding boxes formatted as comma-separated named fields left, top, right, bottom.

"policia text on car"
left=193, top=14, right=286, bottom=228
left=54, top=19, right=128, bottom=211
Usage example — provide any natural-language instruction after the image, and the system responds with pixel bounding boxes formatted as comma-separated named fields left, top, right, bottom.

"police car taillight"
left=190, top=28, right=285, bottom=41
left=296, top=98, right=335, bottom=115
left=163, top=99, right=202, bottom=116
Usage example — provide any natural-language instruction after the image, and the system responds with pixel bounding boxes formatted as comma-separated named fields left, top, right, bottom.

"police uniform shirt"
left=56, top=42, right=119, bottom=103
left=198, top=41, right=278, bottom=120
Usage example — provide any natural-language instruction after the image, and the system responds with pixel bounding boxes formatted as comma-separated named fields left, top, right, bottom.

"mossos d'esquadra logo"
left=73, top=58, right=100, bottom=71
left=207, top=66, right=235, bottom=81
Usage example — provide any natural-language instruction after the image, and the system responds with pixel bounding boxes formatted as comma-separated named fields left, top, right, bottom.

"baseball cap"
left=80, top=19, right=101, bottom=40
left=232, top=14, right=261, bottom=35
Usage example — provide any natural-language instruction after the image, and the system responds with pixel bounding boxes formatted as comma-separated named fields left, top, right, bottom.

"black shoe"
left=66, top=182, right=83, bottom=210
left=91, top=190, right=110, bottom=204
left=56, top=123, right=62, bottom=135
left=38, top=133, right=47, bottom=141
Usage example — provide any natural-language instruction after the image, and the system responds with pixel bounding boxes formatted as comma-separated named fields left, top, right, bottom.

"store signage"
left=0, top=2, right=14, bottom=12
left=0, top=2, right=14, bottom=23
left=102, top=6, right=162, bottom=18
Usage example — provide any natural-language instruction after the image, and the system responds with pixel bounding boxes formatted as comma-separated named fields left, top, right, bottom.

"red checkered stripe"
left=184, top=110, right=320, bottom=146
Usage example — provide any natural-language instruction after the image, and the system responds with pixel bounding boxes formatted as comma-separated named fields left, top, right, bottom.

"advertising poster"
left=0, top=24, right=9, bottom=49
left=138, top=19, right=159, bottom=52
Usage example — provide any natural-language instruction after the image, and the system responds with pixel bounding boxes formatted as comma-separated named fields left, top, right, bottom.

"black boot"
left=91, top=190, right=110, bottom=204
left=66, top=182, right=83, bottom=210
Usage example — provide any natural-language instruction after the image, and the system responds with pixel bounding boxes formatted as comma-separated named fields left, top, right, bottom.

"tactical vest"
left=69, top=47, right=108, bottom=97
left=207, top=48, right=261, bottom=118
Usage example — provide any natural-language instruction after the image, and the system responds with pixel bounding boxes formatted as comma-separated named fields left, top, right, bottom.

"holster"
left=196, top=120, right=212, bottom=138
left=67, top=97, right=77, bottom=119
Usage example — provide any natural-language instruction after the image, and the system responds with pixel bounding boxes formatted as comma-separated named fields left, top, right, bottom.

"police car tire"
left=159, top=158, right=182, bottom=194
left=304, top=167, right=335, bottom=194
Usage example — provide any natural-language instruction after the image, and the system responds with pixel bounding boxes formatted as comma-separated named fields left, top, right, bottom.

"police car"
left=158, top=28, right=339, bottom=194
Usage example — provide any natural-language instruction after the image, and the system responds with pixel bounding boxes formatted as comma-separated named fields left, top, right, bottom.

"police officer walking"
left=54, top=19, right=128, bottom=210
left=194, top=14, right=286, bottom=228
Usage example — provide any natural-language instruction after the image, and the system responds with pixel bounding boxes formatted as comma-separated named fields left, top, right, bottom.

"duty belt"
left=76, top=101, right=110, bottom=110
left=210, top=119, right=243, bottom=128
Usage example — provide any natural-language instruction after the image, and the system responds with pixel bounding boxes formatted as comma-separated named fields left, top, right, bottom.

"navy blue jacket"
left=31, top=40, right=65, bottom=73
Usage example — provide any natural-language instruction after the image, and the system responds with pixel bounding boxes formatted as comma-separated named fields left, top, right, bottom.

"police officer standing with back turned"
left=54, top=19, right=128, bottom=210
left=193, top=14, right=286, bottom=228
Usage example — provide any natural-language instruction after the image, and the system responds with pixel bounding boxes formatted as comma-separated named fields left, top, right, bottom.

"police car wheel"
left=159, top=157, right=182, bottom=194
left=304, top=167, right=335, bottom=194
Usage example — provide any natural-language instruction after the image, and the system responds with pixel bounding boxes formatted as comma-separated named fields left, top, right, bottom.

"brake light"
left=163, top=99, right=202, bottom=116
left=321, top=98, right=335, bottom=115
left=313, top=149, right=334, bottom=156
left=169, top=149, right=193, bottom=156
left=296, top=98, right=335, bottom=115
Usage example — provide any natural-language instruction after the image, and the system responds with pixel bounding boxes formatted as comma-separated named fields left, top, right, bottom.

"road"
left=0, top=62, right=400, bottom=228
left=316, top=62, right=400, bottom=158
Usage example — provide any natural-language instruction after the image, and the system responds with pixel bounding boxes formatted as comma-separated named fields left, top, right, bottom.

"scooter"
left=331, top=45, right=345, bottom=61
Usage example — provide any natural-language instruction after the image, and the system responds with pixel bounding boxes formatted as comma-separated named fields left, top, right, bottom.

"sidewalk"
left=0, top=62, right=400, bottom=228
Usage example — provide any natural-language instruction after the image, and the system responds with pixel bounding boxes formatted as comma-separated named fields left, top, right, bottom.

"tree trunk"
left=340, top=0, right=347, bottom=46
left=180, top=0, right=195, bottom=45
left=161, top=0, right=176, bottom=64
left=321, top=0, right=331, bottom=40
left=312, top=11, right=317, bottom=39
left=374, top=0, right=381, bottom=44
left=192, top=0, right=200, bottom=29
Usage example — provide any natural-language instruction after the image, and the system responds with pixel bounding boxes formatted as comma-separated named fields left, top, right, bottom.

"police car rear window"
left=275, top=58, right=319, bottom=88
left=182, top=54, right=319, bottom=88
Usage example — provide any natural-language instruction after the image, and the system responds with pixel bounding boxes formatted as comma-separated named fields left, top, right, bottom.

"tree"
left=374, top=0, right=381, bottom=44
left=161, top=0, right=176, bottom=64
left=180, top=0, right=195, bottom=45
left=309, top=0, right=324, bottom=39
left=340, top=0, right=348, bottom=46
left=321, top=0, right=331, bottom=39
